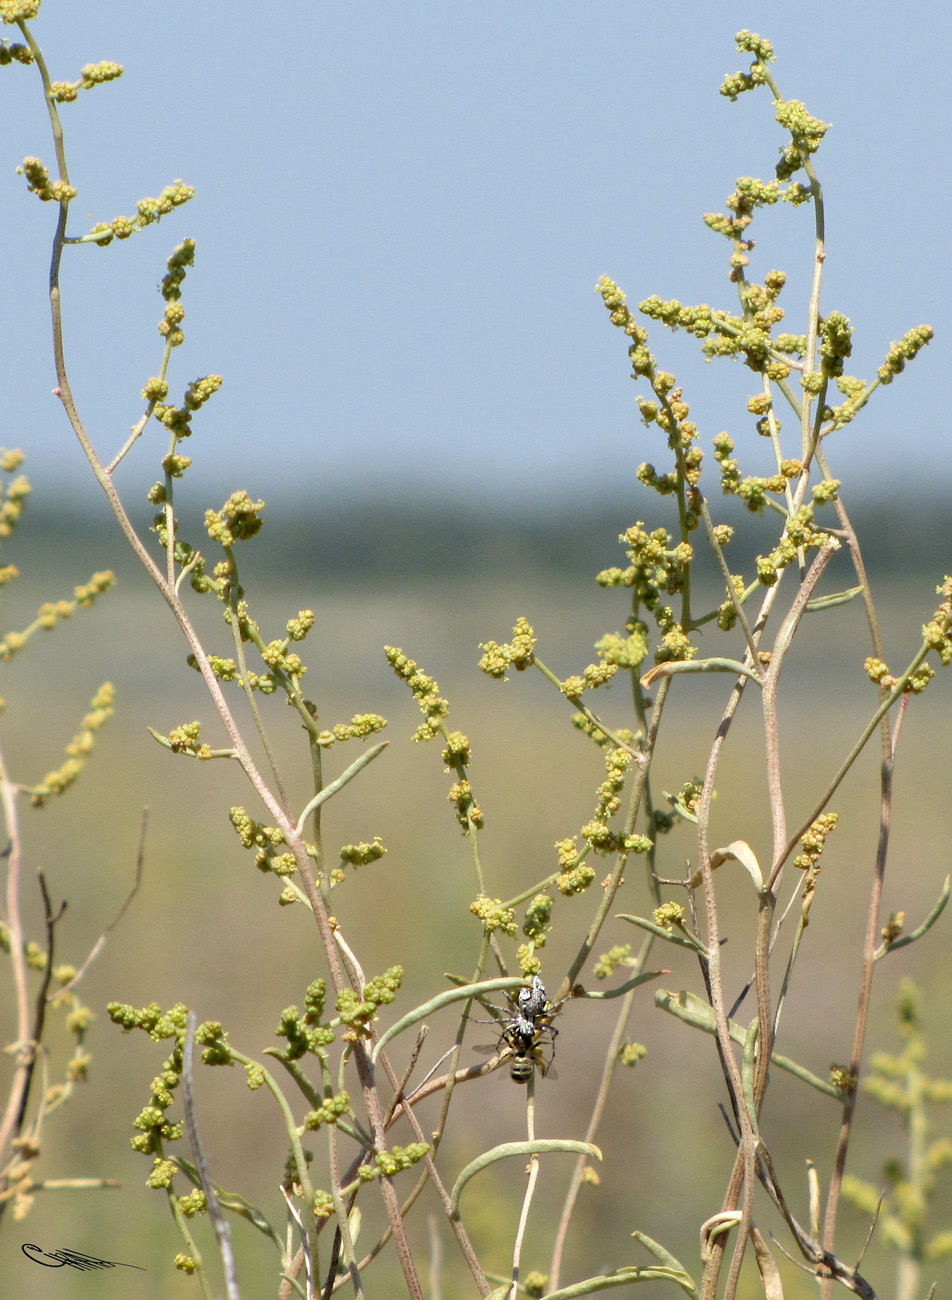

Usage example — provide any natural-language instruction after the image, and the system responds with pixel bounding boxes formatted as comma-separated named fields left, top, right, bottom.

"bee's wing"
left=473, top=1043, right=503, bottom=1057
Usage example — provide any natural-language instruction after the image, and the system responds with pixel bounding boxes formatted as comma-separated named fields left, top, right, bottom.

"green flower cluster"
left=303, top=1091, right=351, bottom=1131
left=50, top=60, right=123, bottom=102
left=229, top=806, right=306, bottom=879
left=385, top=646, right=449, bottom=741
left=87, top=179, right=194, bottom=245
left=153, top=374, right=223, bottom=437
left=274, top=982, right=335, bottom=1060
left=353, top=1143, right=430, bottom=1183
left=793, top=812, right=838, bottom=871
left=205, top=490, right=265, bottom=548
left=478, top=615, right=537, bottom=679
left=318, top=712, right=387, bottom=748
left=334, top=967, right=403, bottom=1039
left=469, top=894, right=517, bottom=935
left=594, top=944, right=631, bottom=980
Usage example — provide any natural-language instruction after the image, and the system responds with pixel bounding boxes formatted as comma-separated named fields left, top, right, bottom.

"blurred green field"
left=2, top=498, right=951, bottom=1299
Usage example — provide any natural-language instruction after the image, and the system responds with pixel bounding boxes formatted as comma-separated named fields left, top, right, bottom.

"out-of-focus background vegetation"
left=2, top=489, right=951, bottom=1297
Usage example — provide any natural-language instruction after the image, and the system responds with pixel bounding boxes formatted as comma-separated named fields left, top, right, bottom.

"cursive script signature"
left=22, top=1242, right=145, bottom=1271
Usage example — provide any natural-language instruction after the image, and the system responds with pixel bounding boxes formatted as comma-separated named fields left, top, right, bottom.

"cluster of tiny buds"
left=167, top=720, right=212, bottom=759
left=719, top=30, right=774, bottom=101
left=0, top=567, right=114, bottom=659
left=818, top=312, right=853, bottom=378
left=571, top=715, right=638, bottom=750
left=559, top=660, right=618, bottom=701
left=28, top=682, right=115, bottom=806
left=557, top=862, right=596, bottom=896
left=0, top=39, right=30, bottom=65
left=865, top=656, right=938, bottom=697
left=523, top=1271, right=549, bottom=1298
left=579, top=821, right=651, bottom=860
left=335, top=967, right=403, bottom=1041
left=880, top=912, right=905, bottom=947
left=228, top=806, right=295, bottom=877
left=274, top=988, right=335, bottom=1060
left=594, top=628, right=648, bottom=672
left=509, top=946, right=536, bottom=976
left=151, top=375, right=223, bottom=437
left=49, top=60, right=122, bottom=101
left=590, top=747, right=632, bottom=821
left=478, top=615, right=536, bottom=680
left=0, top=446, right=25, bottom=480
left=441, top=729, right=472, bottom=767
left=384, top=646, right=450, bottom=742
left=793, top=812, right=839, bottom=871
left=829, top=1064, right=858, bottom=1096
left=551, top=837, right=594, bottom=895
left=339, top=838, right=386, bottom=867
left=470, top=894, right=516, bottom=935
left=593, top=943, right=632, bottom=979
left=158, top=301, right=185, bottom=348
left=751, top=508, right=829, bottom=587
left=352, top=1143, right=430, bottom=1184
left=161, top=239, right=196, bottom=301
left=594, top=277, right=650, bottom=353
left=522, top=893, right=553, bottom=946
left=17, top=156, right=75, bottom=204
left=317, top=712, right=386, bottom=748
left=447, top=777, right=483, bottom=829
left=877, top=326, right=934, bottom=385
left=924, top=577, right=952, bottom=667
left=87, top=180, right=194, bottom=245
left=303, top=1091, right=350, bottom=1131
left=177, top=1190, right=208, bottom=1219
left=656, top=621, right=696, bottom=664
left=0, top=1, right=40, bottom=22
left=618, top=1041, right=647, bottom=1068
left=654, top=901, right=686, bottom=932
left=616, top=522, right=692, bottom=614
left=205, top=491, right=265, bottom=548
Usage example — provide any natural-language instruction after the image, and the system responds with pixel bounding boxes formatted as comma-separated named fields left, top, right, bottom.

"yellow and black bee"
left=476, top=975, right=565, bottom=1084
left=499, top=1011, right=558, bottom=1084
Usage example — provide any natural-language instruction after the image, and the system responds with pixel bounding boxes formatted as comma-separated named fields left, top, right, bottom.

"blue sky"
left=3, top=1, right=950, bottom=511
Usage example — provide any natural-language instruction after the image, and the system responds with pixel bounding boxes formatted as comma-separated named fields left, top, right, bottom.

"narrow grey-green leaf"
left=874, top=875, right=950, bottom=960
left=449, top=1140, right=600, bottom=1213
left=655, top=989, right=841, bottom=1099
left=372, top=977, right=525, bottom=1062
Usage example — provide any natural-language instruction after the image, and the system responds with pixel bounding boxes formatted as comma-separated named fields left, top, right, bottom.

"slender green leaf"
left=295, top=740, right=388, bottom=831
left=372, top=977, right=525, bottom=1062
left=544, top=1265, right=699, bottom=1300
left=450, top=1140, right=601, bottom=1213
left=617, top=914, right=707, bottom=953
left=172, top=1156, right=283, bottom=1251
left=631, top=1230, right=695, bottom=1279
left=805, top=585, right=864, bottom=612
left=582, top=969, right=668, bottom=1000
left=741, top=1017, right=761, bottom=1139
left=874, top=875, right=951, bottom=960
left=655, top=989, right=841, bottom=1099
left=641, top=657, right=762, bottom=688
